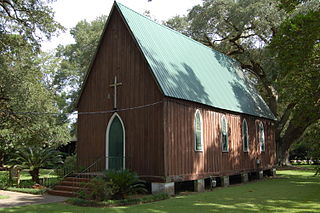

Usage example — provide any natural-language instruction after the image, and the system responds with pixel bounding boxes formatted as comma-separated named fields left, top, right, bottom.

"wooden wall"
left=163, top=98, right=276, bottom=182
left=77, top=6, right=276, bottom=183
left=77, top=8, right=164, bottom=178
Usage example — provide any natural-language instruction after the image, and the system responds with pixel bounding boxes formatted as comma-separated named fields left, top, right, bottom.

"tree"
left=0, top=43, right=70, bottom=166
left=52, top=16, right=107, bottom=128
left=13, top=146, right=63, bottom=183
left=0, top=0, right=63, bottom=51
left=165, top=0, right=320, bottom=164
left=0, top=0, right=68, bottom=166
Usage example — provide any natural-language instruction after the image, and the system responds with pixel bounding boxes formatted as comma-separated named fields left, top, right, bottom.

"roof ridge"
left=115, top=1, right=225, bottom=56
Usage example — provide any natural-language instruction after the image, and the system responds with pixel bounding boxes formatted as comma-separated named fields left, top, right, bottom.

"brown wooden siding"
left=164, top=98, right=276, bottom=182
left=77, top=8, right=164, bottom=177
left=77, top=6, right=276, bottom=183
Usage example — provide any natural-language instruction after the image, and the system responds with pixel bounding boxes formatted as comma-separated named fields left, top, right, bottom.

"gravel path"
left=0, top=190, right=68, bottom=208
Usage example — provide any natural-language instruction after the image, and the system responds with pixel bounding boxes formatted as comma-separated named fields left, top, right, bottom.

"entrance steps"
left=48, top=177, right=91, bottom=197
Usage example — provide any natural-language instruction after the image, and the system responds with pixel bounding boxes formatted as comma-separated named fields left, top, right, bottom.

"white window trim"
left=258, top=121, right=265, bottom=152
left=194, top=109, right=204, bottom=152
left=221, top=115, right=229, bottom=152
left=105, top=112, right=126, bottom=170
left=242, top=119, right=249, bottom=152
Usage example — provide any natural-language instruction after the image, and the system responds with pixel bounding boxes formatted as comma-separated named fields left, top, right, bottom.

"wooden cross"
left=109, top=76, right=122, bottom=109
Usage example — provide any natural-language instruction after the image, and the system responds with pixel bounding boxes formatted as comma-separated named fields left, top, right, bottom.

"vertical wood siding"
left=77, top=9, right=164, bottom=177
left=164, top=98, right=276, bottom=181
left=77, top=7, right=276, bottom=183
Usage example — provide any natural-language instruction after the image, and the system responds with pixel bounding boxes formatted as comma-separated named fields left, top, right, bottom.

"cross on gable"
left=109, top=76, right=122, bottom=109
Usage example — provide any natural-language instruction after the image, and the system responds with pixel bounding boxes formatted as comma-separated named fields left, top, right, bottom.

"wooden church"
left=76, top=2, right=276, bottom=194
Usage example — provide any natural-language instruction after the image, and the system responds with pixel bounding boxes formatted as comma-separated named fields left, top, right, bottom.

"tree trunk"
left=29, top=168, right=40, bottom=184
left=276, top=138, right=291, bottom=166
left=275, top=110, right=318, bottom=165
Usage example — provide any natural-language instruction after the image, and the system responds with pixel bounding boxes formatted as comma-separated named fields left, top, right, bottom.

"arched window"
left=194, top=110, right=203, bottom=151
left=221, top=115, right=228, bottom=152
left=242, top=119, right=249, bottom=152
left=258, top=121, right=265, bottom=152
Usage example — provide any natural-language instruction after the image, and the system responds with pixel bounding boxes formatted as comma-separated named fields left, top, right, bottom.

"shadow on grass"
left=1, top=170, right=319, bottom=213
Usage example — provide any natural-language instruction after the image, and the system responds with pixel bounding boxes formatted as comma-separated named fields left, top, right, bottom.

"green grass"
left=0, top=169, right=57, bottom=180
left=292, top=164, right=318, bottom=170
left=0, top=169, right=319, bottom=212
left=0, top=195, right=9, bottom=199
left=5, top=187, right=46, bottom=195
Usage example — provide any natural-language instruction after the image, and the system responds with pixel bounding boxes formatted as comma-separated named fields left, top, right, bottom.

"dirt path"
left=0, top=190, right=68, bottom=208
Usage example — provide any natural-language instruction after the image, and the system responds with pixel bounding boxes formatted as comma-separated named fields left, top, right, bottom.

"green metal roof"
left=116, top=2, right=275, bottom=120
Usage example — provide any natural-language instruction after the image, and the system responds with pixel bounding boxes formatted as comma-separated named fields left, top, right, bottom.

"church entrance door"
left=106, top=113, right=125, bottom=170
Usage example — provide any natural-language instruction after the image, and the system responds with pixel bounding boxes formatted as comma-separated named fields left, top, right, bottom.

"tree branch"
left=277, top=102, right=297, bottom=135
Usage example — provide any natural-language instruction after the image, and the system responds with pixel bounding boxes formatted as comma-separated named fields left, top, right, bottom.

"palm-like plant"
left=13, top=146, right=63, bottom=183
left=103, top=169, right=147, bottom=200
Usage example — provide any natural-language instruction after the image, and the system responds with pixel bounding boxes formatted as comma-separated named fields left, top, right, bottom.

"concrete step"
left=47, top=189, right=76, bottom=197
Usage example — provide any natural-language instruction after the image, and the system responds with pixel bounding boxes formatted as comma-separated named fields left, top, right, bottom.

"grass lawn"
left=0, top=169, right=57, bottom=180
left=0, top=169, right=319, bottom=213
left=0, top=195, right=9, bottom=199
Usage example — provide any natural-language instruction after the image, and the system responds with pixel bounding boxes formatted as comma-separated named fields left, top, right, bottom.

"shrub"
left=0, top=172, right=9, bottom=189
left=103, top=169, right=147, bottom=200
left=78, top=176, right=117, bottom=201
left=18, top=179, right=35, bottom=188
left=6, top=187, right=46, bottom=194
left=55, top=155, right=78, bottom=177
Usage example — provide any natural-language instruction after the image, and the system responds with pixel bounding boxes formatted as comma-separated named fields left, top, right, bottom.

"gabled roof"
left=76, top=2, right=275, bottom=120
left=116, top=2, right=275, bottom=120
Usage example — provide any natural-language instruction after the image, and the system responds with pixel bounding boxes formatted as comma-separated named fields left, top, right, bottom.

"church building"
left=76, top=2, right=276, bottom=194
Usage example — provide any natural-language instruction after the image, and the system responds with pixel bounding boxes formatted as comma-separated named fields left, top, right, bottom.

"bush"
left=6, top=187, right=46, bottom=194
left=18, top=179, right=35, bottom=188
left=78, top=177, right=117, bottom=201
left=56, top=155, right=78, bottom=177
left=0, top=172, right=9, bottom=189
left=103, top=169, right=147, bottom=200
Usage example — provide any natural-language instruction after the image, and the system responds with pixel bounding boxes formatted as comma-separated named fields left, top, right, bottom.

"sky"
left=41, top=0, right=202, bottom=51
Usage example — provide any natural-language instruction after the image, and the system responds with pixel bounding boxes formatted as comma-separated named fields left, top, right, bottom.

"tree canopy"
left=0, top=0, right=69, bottom=166
left=165, top=0, right=320, bottom=164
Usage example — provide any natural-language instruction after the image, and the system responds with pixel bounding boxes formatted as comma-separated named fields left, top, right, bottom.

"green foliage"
left=0, top=0, right=70, bottom=166
left=102, top=169, right=147, bottom=200
left=17, top=180, right=36, bottom=188
left=2, top=169, right=319, bottom=212
left=78, top=177, right=117, bottom=201
left=0, top=171, right=9, bottom=189
left=0, top=0, right=63, bottom=51
left=69, top=193, right=170, bottom=207
left=55, top=155, right=78, bottom=177
left=0, top=195, right=9, bottom=199
left=6, top=187, right=46, bottom=195
left=290, top=121, right=320, bottom=175
left=52, top=15, right=107, bottom=124
left=165, top=0, right=320, bottom=164
left=12, top=146, right=63, bottom=183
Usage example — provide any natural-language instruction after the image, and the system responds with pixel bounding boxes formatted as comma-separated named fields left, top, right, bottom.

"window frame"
left=194, top=109, right=203, bottom=152
left=258, top=121, right=265, bottom=152
left=221, top=115, right=229, bottom=152
left=242, top=119, right=249, bottom=152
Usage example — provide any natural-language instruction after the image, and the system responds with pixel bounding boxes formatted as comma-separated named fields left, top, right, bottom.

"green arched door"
left=107, top=114, right=124, bottom=170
